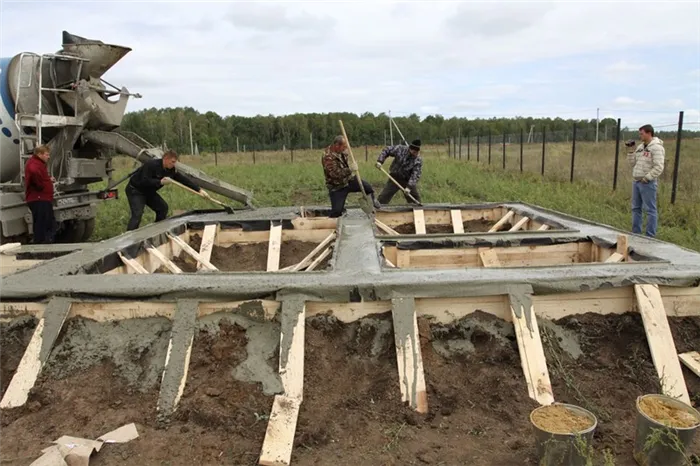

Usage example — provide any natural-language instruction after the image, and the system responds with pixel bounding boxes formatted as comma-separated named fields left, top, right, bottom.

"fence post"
left=454, top=136, right=457, bottom=159
left=671, top=111, right=684, bottom=204
left=253, top=146, right=256, bottom=165
left=458, top=128, right=462, bottom=160
left=467, top=131, right=471, bottom=161
left=365, top=144, right=368, bottom=162
left=541, top=126, right=546, bottom=176
left=215, top=151, right=218, bottom=166
left=291, top=146, right=294, bottom=163
left=613, top=118, right=621, bottom=191
left=477, top=133, right=481, bottom=162
left=448, top=138, right=451, bottom=159
left=520, top=128, right=524, bottom=173
left=570, top=123, right=577, bottom=183
left=488, top=129, right=492, bottom=165
left=502, top=132, right=506, bottom=170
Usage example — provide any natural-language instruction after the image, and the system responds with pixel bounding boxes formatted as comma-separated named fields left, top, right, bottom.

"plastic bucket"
left=633, top=394, right=700, bottom=466
left=530, top=403, right=598, bottom=466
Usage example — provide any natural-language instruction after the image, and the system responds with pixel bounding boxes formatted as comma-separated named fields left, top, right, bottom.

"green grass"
left=95, top=150, right=700, bottom=252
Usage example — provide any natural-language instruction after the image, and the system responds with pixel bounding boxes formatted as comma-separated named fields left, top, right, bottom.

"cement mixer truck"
left=0, top=31, right=254, bottom=244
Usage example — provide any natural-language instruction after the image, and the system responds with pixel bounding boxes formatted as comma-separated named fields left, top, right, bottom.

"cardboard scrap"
left=30, top=423, right=139, bottom=466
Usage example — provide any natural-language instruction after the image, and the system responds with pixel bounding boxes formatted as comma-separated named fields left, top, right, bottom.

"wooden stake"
left=488, top=210, right=515, bottom=232
left=290, top=232, right=336, bottom=272
left=605, top=252, right=624, bottom=263
left=391, top=297, right=428, bottom=413
left=617, top=234, right=629, bottom=261
left=306, top=246, right=332, bottom=271
left=168, top=233, right=218, bottom=271
left=146, top=245, right=183, bottom=274
left=197, top=224, right=217, bottom=271
left=375, top=218, right=400, bottom=236
left=537, top=224, right=550, bottom=231
left=635, top=284, right=690, bottom=404
left=509, top=217, right=529, bottom=232
left=118, top=252, right=149, bottom=274
left=450, top=209, right=464, bottom=234
left=413, top=209, right=426, bottom=235
left=267, top=222, right=282, bottom=272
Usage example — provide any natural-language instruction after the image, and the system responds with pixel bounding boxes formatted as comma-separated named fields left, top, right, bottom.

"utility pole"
left=189, top=120, right=194, bottom=156
left=595, top=108, right=600, bottom=144
left=236, top=137, right=239, bottom=153
left=310, top=132, right=313, bottom=150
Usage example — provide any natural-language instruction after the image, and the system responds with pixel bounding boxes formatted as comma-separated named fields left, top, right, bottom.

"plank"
left=290, top=231, right=336, bottom=272
left=488, top=210, right=515, bottom=232
left=605, top=252, right=624, bottom=263
left=396, top=249, right=410, bottom=268
left=259, top=395, right=301, bottom=466
left=306, top=246, right=332, bottom=272
left=291, top=217, right=337, bottom=230
left=413, top=209, right=426, bottom=235
left=635, top=284, right=690, bottom=404
left=259, top=299, right=306, bottom=466
left=478, top=249, right=501, bottom=267
left=537, top=224, right=550, bottom=231
left=375, top=219, right=400, bottom=236
left=157, top=300, right=199, bottom=419
left=0, top=297, right=72, bottom=409
left=450, top=209, right=464, bottom=234
left=217, top=228, right=335, bottom=246
left=0, top=243, right=21, bottom=254
left=266, top=222, right=283, bottom=272
left=679, top=352, right=700, bottom=379
left=617, top=234, right=629, bottom=261
left=391, top=297, right=428, bottom=413
left=146, top=245, right=183, bottom=274
left=197, top=224, right=217, bottom=271
left=168, top=233, right=217, bottom=271
left=509, top=217, right=529, bottom=232
left=510, top=300, right=555, bottom=405
left=118, top=252, right=149, bottom=274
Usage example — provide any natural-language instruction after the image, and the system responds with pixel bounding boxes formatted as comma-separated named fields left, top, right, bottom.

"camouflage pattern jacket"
left=377, top=145, right=423, bottom=186
left=322, top=146, right=353, bottom=190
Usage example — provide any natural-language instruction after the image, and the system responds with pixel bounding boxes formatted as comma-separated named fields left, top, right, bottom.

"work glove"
left=200, top=189, right=210, bottom=198
left=404, top=187, right=412, bottom=195
left=375, top=162, right=382, bottom=169
left=349, top=161, right=358, bottom=172
left=161, top=177, right=172, bottom=185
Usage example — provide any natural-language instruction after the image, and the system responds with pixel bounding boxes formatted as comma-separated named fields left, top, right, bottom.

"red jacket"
left=25, top=155, right=54, bottom=202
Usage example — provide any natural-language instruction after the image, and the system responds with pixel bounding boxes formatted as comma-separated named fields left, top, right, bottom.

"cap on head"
left=409, top=139, right=421, bottom=151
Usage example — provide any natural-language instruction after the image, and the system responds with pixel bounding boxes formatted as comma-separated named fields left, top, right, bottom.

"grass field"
left=96, top=140, right=700, bottom=252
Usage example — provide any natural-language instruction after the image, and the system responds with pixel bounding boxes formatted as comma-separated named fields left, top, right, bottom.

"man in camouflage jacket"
left=625, top=124, right=665, bottom=238
left=375, top=139, right=423, bottom=204
left=322, top=136, right=379, bottom=217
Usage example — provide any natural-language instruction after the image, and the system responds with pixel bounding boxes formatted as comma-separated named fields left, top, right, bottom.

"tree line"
left=120, top=107, right=695, bottom=154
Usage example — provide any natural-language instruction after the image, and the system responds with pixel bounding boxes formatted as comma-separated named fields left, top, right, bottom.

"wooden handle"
left=338, top=120, right=367, bottom=196
left=378, top=167, right=420, bottom=204
left=169, top=178, right=227, bottom=208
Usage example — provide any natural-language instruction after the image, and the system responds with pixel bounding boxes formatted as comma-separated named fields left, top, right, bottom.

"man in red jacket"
left=24, top=145, right=56, bottom=243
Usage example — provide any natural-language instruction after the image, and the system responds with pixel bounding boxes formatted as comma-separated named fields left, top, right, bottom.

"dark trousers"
left=377, top=174, right=421, bottom=204
left=328, top=178, right=376, bottom=218
left=28, top=201, right=55, bottom=244
left=126, top=185, right=169, bottom=231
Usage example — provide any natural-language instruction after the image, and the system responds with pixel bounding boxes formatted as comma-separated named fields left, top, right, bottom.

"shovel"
left=338, top=120, right=375, bottom=217
left=376, top=166, right=422, bottom=205
left=168, top=178, right=234, bottom=213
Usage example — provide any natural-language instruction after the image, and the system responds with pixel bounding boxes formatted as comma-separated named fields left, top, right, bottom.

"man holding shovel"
left=322, top=135, right=380, bottom=217
left=125, top=150, right=208, bottom=230
left=375, top=139, right=423, bottom=205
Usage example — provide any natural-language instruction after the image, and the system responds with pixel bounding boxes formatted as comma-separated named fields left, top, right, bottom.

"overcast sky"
left=2, top=0, right=699, bottom=129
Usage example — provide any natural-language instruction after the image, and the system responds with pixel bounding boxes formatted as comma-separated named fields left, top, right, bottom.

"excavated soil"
left=392, top=219, right=508, bottom=234
left=170, top=235, right=331, bottom=272
left=2, top=311, right=700, bottom=465
left=0, top=316, right=38, bottom=399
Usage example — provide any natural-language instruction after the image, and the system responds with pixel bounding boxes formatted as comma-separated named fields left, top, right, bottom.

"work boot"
left=373, top=198, right=382, bottom=210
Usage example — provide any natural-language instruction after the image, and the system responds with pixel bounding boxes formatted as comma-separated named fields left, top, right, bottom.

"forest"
left=120, top=107, right=694, bottom=154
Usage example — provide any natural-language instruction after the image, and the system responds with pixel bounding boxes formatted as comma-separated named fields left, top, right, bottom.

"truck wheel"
left=54, top=220, right=86, bottom=244
left=81, top=218, right=96, bottom=242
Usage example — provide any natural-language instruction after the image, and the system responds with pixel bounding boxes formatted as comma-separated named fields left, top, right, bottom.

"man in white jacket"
left=625, top=124, right=665, bottom=237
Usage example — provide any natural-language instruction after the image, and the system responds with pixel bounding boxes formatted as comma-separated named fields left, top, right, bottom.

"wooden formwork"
left=2, top=283, right=699, bottom=464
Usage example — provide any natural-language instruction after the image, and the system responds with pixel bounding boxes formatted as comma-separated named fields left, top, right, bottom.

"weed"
left=382, top=422, right=407, bottom=452
left=641, top=427, right=693, bottom=465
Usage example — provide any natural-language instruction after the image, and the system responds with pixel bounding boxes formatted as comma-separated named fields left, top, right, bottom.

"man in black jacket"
left=125, top=150, right=205, bottom=231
